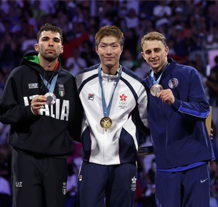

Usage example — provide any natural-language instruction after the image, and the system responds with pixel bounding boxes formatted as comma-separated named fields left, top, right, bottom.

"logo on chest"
left=168, top=78, right=179, bottom=89
left=119, top=93, right=128, bottom=109
left=58, top=84, right=65, bottom=97
left=28, top=83, right=38, bottom=89
left=88, top=94, right=95, bottom=100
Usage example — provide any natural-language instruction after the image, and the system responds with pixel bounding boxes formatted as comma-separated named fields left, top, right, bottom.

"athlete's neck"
left=101, top=64, right=119, bottom=75
left=38, top=56, right=58, bottom=71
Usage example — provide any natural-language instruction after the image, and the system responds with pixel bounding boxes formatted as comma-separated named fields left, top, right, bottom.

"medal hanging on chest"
left=40, top=73, right=58, bottom=105
left=150, top=84, right=163, bottom=96
left=150, top=61, right=168, bottom=97
left=100, top=117, right=113, bottom=129
left=98, top=65, right=122, bottom=129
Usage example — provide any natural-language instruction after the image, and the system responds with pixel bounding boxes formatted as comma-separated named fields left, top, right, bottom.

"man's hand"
left=210, top=128, right=214, bottom=140
left=31, top=95, right=46, bottom=115
left=157, top=89, right=175, bottom=105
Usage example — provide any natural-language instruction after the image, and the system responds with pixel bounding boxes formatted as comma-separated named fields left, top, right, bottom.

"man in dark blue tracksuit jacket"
left=141, top=31, right=215, bottom=207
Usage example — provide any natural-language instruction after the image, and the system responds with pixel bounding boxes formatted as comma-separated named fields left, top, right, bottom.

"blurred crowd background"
left=0, top=0, right=218, bottom=207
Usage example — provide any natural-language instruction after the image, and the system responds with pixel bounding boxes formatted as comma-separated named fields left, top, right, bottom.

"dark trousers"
left=77, top=161, right=137, bottom=207
left=12, top=148, right=68, bottom=207
left=155, top=164, right=210, bottom=207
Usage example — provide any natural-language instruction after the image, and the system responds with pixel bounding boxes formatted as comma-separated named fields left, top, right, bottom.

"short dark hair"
left=37, top=23, right=63, bottom=43
left=95, top=25, right=124, bottom=47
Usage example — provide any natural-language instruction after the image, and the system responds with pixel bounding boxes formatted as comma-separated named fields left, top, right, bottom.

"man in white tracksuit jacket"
left=75, top=25, right=149, bottom=207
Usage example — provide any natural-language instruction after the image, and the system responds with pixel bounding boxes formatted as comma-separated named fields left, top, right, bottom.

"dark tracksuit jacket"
left=0, top=52, right=83, bottom=156
left=143, top=58, right=215, bottom=170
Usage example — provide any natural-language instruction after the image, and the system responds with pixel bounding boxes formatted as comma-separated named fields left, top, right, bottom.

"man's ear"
left=60, top=45, right=64, bottom=54
left=141, top=52, right=146, bottom=60
left=95, top=46, right=99, bottom=55
left=165, top=46, right=169, bottom=56
left=120, top=46, right=123, bottom=55
left=35, top=44, right=39, bottom=52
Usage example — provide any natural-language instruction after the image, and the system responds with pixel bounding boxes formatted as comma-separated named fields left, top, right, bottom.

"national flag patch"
left=62, top=188, right=67, bottom=195
left=58, top=84, right=65, bottom=97
left=168, top=78, right=179, bottom=89
left=62, top=182, right=67, bottom=195
left=59, top=91, right=65, bottom=97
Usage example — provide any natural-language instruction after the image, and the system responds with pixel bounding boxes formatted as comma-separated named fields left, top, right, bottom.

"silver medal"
left=45, top=92, right=56, bottom=105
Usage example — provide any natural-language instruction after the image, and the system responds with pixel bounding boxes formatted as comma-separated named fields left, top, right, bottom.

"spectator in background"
left=206, top=68, right=218, bottom=107
left=124, top=28, right=139, bottom=59
left=31, top=0, right=46, bottom=22
left=208, top=0, right=218, bottom=27
left=66, top=47, right=87, bottom=76
left=188, top=59, right=209, bottom=100
left=21, top=28, right=37, bottom=54
left=55, top=10, right=73, bottom=41
left=80, top=40, right=98, bottom=67
left=121, top=49, right=138, bottom=71
left=0, top=143, right=12, bottom=207
left=206, top=55, right=218, bottom=107
left=65, top=162, right=78, bottom=207
left=0, top=176, right=11, bottom=207
left=0, top=144, right=11, bottom=180
left=0, top=10, right=6, bottom=37
left=168, top=24, right=189, bottom=64
left=125, top=8, right=139, bottom=30
left=153, top=0, right=172, bottom=32
left=0, top=123, right=10, bottom=145
left=0, top=32, right=16, bottom=73
left=138, top=158, right=156, bottom=207
left=210, top=55, right=218, bottom=80
left=206, top=22, right=218, bottom=50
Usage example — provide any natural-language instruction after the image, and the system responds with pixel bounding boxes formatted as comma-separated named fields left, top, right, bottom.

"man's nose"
left=106, top=46, right=112, bottom=53
left=150, top=51, right=155, bottom=57
left=48, top=39, right=54, bottom=46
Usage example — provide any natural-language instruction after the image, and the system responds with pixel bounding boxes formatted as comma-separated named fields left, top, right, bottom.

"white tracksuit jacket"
left=75, top=64, right=148, bottom=165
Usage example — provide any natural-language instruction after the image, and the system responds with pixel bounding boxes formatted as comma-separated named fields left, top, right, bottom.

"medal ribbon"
left=40, top=74, right=58, bottom=93
left=98, top=65, right=122, bottom=117
left=150, top=61, right=168, bottom=85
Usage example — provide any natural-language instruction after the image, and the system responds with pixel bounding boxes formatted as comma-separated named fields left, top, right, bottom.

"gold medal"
left=150, top=84, right=163, bottom=96
left=100, top=117, right=112, bottom=129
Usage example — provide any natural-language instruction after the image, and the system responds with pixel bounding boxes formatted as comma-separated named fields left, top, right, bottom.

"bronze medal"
left=150, top=84, right=163, bottom=96
left=100, top=117, right=112, bottom=129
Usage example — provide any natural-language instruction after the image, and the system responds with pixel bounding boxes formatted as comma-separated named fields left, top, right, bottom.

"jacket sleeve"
left=0, top=73, right=35, bottom=125
left=67, top=81, right=83, bottom=143
left=172, top=68, right=210, bottom=121
left=132, top=82, right=150, bottom=143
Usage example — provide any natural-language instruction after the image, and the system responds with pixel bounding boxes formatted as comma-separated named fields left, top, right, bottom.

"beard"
left=43, top=54, right=58, bottom=62
left=40, top=49, right=59, bottom=62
